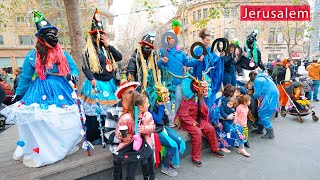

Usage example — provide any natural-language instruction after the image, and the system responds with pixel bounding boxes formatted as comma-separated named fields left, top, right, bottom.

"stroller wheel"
left=297, top=117, right=303, bottom=123
left=312, top=113, right=319, bottom=122
left=280, top=111, right=286, bottom=117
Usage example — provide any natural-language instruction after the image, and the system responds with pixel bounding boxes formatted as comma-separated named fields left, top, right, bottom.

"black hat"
left=89, top=8, right=105, bottom=35
left=33, top=10, right=58, bottom=36
left=246, top=28, right=259, bottom=43
left=139, top=32, right=156, bottom=49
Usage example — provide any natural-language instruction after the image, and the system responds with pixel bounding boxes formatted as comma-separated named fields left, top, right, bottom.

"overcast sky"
left=112, top=0, right=178, bottom=26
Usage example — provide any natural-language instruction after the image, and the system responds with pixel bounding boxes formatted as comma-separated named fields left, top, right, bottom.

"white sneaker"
left=161, top=166, right=178, bottom=177
left=169, top=121, right=175, bottom=127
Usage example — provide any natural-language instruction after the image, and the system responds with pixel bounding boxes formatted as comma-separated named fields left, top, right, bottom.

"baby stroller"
left=280, top=80, right=319, bottom=123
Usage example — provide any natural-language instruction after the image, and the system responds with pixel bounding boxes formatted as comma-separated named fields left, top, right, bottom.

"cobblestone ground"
left=153, top=101, right=320, bottom=180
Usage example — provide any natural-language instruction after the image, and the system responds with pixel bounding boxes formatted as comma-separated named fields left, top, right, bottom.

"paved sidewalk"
left=153, top=101, right=320, bottom=180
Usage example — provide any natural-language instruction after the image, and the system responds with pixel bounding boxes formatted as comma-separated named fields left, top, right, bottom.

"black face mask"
left=92, top=34, right=103, bottom=48
left=247, top=36, right=254, bottom=48
left=142, top=45, right=152, bottom=57
left=44, top=32, right=58, bottom=47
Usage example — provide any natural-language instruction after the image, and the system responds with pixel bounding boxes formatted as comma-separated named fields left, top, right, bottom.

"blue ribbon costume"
left=253, top=73, right=279, bottom=128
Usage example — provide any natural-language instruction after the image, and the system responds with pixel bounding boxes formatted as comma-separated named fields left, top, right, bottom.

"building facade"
left=0, top=0, right=115, bottom=72
left=176, top=0, right=309, bottom=63
left=310, top=0, right=320, bottom=59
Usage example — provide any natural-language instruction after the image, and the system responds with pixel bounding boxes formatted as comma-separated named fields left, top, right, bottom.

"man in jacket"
left=306, top=59, right=320, bottom=101
left=271, top=58, right=295, bottom=113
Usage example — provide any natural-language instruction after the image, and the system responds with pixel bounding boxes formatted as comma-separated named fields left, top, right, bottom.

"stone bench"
left=0, top=125, right=211, bottom=180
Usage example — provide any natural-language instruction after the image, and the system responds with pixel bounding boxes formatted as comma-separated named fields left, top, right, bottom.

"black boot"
left=251, top=125, right=264, bottom=134
left=113, top=173, right=122, bottom=180
left=261, top=128, right=275, bottom=139
left=244, top=141, right=250, bottom=148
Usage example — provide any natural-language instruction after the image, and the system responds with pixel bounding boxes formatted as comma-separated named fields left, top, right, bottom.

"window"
left=268, top=54, right=278, bottom=60
left=224, top=28, right=229, bottom=39
left=276, top=28, right=283, bottom=43
left=182, top=18, right=188, bottom=26
left=19, top=35, right=34, bottom=45
left=193, top=11, right=196, bottom=21
left=16, top=14, right=30, bottom=23
left=231, top=8, right=237, bottom=18
left=203, top=8, right=208, bottom=18
left=197, top=10, right=201, bottom=20
left=230, top=28, right=236, bottom=39
left=268, top=28, right=275, bottom=43
left=209, top=8, right=215, bottom=18
left=0, top=35, right=3, bottom=45
left=224, top=8, right=229, bottom=18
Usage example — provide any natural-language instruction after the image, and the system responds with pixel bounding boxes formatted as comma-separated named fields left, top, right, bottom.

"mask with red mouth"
left=192, top=80, right=209, bottom=98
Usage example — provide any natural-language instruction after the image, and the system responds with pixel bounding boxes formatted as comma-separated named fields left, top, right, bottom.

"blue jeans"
left=312, top=80, right=320, bottom=100
left=223, top=72, right=236, bottom=86
left=165, top=84, right=183, bottom=123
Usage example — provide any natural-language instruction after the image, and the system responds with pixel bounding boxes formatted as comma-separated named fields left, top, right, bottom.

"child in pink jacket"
left=116, top=92, right=156, bottom=180
left=234, top=95, right=251, bottom=148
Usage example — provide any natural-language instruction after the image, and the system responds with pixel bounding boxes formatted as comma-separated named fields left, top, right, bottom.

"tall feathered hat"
left=33, top=10, right=58, bottom=36
left=89, top=8, right=105, bottom=35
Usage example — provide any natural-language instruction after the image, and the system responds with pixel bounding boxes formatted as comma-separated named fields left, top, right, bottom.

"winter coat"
left=220, top=96, right=236, bottom=119
left=237, top=47, right=265, bottom=72
left=158, top=48, right=199, bottom=85
left=299, top=75, right=313, bottom=92
left=271, top=64, right=294, bottom=84
left=116, top=112, right=155, bottom=151
left=234, top=104, right=249, bottom=127
left=306, top=63, right=320, bottom=80
left=151, top=104, right=169, bottom=133
left=176, top=97, right=209, bottom=127
left=224, top=53, right=237, bottom=74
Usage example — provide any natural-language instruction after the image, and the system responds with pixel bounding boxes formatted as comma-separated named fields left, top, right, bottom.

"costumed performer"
left=251, top=73, right=279, bottom=139
left=81, top=9, right=122, bottom=143
left=237, top=29, right=265, bottom=82
left=191, top=27, right=225, bottom=108
left=158, top=21, right=203, bottom=127
left=1, top=10, right=81, bottom=167
left=174, top=72, right=224, bottom=167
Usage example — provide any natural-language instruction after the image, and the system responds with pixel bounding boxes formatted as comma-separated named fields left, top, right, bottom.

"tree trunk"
left=63, top=0, right=85, bottom=89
